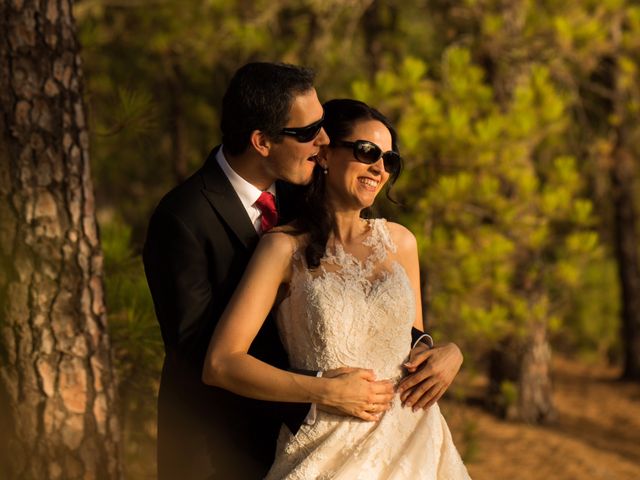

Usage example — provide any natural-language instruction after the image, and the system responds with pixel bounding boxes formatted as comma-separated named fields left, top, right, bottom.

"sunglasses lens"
left=382, top=152, right=401, bottom=175
left=282, top=117, right=324, bottom=142
left=353, top=141, right=400, bottom=174
left=297, top=125, right=322, bottom=142
left=354, top=141, right=382, bottom=164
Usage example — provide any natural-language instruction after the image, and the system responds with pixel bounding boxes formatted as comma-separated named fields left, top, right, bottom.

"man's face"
left=266, top=88, right=329, bottom=185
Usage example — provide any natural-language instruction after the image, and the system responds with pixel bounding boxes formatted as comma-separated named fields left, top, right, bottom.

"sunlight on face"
left=325, top=120, right=392, bottom=211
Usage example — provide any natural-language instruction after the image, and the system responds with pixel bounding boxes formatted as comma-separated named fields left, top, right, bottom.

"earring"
left=322, top=167, right=328, bottom=175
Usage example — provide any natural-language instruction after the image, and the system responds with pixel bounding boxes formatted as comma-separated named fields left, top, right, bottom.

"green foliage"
left=560, top=257, right=621, bottom=358
left=79, top=1, right=394, bottom=242
left=75, top=0, right=640, bottom=470
left=500, top=380, right=519, bottom=408
left=101, top=215, right=161, bottom=473
left=356, top=50, right=601, bottom=363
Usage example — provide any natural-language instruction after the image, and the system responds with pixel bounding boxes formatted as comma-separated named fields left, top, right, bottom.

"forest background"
left=1, top=0, right=640, bottom=479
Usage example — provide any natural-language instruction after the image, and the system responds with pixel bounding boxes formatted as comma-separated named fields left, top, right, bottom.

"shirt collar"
left=216, top=147, right=276, bottom=210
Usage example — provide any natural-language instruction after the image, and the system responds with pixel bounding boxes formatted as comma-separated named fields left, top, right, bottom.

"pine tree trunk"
left=0, top=1, right=122, bottom=478
left=611, top=138, right=640, bottom=380
left=480, top=1, right=555, bottom=419
left=488, top=323, right=555, bottom=423
left=518, top=322, right=554, bottom=422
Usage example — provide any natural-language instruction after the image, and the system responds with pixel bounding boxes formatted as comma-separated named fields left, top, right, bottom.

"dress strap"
left=363, top=218, right=397, bottom=264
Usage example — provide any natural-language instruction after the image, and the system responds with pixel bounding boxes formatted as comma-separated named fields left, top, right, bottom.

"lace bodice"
left=266, top=219, right=469, bottom=480
left=268, top=219, right=471, bottom=479
left=277, top=218, right=415, bottom=380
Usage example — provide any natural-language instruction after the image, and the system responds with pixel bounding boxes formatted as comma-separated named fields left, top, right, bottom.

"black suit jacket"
left=143, top=147, right=307, bottom=480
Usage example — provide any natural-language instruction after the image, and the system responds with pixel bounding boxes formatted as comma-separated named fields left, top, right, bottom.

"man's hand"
left=317, top=367, right=394, bottom=421
left=397, top=342, right=462, bottom=411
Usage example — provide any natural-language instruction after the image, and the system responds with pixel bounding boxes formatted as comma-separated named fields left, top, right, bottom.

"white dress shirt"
left=216, top=146, right=317, bottom=425
left=216, top=147, right=276, bottom=234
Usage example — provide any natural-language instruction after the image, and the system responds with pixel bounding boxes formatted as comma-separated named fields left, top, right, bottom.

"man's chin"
left=280, top=173, right=312, bottom=186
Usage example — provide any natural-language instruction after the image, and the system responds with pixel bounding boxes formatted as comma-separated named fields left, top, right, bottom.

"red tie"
left=255, top=191, right=278, bottom=233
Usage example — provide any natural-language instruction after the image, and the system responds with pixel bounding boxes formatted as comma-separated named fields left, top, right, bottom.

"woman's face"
left=323, top=119, right=392, bottom=211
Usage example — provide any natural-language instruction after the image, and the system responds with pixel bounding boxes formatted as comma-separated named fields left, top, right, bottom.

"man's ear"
left=249, top=130, right=271, bottom=157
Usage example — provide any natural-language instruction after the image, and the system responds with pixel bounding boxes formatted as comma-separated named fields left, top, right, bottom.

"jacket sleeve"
left=411, top=327, right=434, bottom=348
left=143, top=206, right=217, bottom=364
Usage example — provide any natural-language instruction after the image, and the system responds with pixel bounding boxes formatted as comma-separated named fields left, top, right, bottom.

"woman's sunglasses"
left=333, top=140, right=402, bottom=175
left=280, top=115, right=324, bottom=143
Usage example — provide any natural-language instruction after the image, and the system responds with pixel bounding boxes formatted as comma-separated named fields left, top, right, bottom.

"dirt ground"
left=441, top=356, right=640, bottom=480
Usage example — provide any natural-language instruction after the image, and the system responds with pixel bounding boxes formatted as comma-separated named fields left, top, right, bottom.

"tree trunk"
left=518, top=322, right=554, bottom=422
left=480, top=1, right=554, bottom=420
left=361, top=2, right=399, bottom=78
left=0, top=1, right=122, bottom=478
left=488, top=323, right=555, bottom=422
left=611, top=135, right=640, bottom=380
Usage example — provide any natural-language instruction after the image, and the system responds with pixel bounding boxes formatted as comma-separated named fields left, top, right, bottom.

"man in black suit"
left=144, top=62, right=463, bottom=479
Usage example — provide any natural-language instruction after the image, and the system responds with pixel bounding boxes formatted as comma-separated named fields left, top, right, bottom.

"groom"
left=144, top=62, right=462, bottom=480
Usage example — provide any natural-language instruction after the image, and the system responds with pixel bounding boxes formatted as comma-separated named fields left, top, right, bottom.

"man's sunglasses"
left=280, top=115, right=324, bottom=143
left=333, top=140, right=402, bottom=175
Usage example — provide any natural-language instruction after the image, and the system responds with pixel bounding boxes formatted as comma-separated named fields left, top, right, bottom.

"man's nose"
left=315, top=127, right=330, bottom=146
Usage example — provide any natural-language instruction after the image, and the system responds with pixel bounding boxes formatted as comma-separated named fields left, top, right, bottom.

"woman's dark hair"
left=298, top=99, right=402, bottom=269
left=221, top=62, right=315, bottom=155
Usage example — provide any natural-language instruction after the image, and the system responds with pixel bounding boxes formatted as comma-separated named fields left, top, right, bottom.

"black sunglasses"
left=280, top=115, right=324, bottom=143
left=333, top=140, right=402, bottom=175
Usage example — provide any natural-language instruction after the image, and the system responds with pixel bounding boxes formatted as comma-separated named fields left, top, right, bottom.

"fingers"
left=358, top=369, right=377, bottom=381
left=407, top=344, right=432, bottom=367
left=401, top=377, right=439, bottom=409
left=370, top=379, right=394, bottom=395
left=373, top=391, right=395, bottom=405
left=403, top=353, right=433, bottom=374
left=398, top=364, right=432, bottom=392
left=358, top=399, right=392, bottom=421
left=364, top=401, right=391, bottom=414
left=356, top=410, right=381, bottom=422
left=421, top=386, right=446, bottom=410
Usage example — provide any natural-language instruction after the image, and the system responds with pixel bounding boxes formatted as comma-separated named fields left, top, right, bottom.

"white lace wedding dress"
left=266, top=219, right=471, bottom=479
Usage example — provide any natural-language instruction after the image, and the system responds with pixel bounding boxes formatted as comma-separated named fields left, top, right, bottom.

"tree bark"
left=611, top=131, right=640, bottom=380
left=518, top=322, right=554, bottom=422
left=0, top=1, right=122, bottom=478
left=488, top=323, right=555, bottom=423
left=606, top=16, right=640, bottom=380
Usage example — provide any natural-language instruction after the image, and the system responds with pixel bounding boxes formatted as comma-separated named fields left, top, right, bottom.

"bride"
left=202, top=99, right=471, bottom=479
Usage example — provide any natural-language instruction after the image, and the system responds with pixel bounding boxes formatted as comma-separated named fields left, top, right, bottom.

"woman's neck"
left=331, top=209, right=368, bottom=245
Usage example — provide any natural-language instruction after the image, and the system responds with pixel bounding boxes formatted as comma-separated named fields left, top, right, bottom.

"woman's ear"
left=249, top=130, right=271, bottom=157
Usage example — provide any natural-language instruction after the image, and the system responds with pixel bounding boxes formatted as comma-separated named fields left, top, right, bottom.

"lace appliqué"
left=269, top=218, right=471, bottom=480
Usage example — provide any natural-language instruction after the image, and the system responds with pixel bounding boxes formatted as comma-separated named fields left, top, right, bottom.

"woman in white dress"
left=203, top=99, right=470, bottom=479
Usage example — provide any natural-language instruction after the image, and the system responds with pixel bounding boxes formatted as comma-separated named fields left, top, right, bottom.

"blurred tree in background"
left=64, top=0, right=639, bottom=475
left=355, top=51, right=599, bottom=421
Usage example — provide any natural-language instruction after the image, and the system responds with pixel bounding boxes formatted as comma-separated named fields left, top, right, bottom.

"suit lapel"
left=200, top=147, right=259, bottom=250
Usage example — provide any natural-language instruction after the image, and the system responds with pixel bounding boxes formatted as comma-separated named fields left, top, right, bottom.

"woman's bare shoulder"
left=384, top=221, right=418, bottom=253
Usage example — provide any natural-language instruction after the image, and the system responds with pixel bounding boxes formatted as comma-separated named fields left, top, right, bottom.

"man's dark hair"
left=220, top=62, right=316, bottom=155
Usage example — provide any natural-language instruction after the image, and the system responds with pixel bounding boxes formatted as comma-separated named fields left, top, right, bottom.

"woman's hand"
left=397, top=342, right=463, bottom=411
left=319, top=367, right=395, bottom=421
